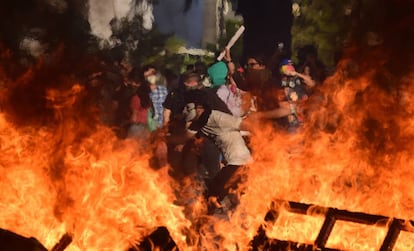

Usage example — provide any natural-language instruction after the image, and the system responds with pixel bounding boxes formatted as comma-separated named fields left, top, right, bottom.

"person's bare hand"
left=224, top=47, right=232, bottom=62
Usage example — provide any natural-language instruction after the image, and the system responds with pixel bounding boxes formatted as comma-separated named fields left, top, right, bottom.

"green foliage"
left=107, top=14, right=184, bottom=73
left=107, top=11, right=219, bottom=75
left=141, top=35, right=201, bottom=74
left=164, top=36, right=185, bottom=54
left=127, top=28, right=172, bottom=66
left=292, top=0, right=353, bottom=67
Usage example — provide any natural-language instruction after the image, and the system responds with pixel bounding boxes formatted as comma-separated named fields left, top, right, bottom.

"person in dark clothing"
left=162, top=71, right=231, bottom=181
left=230, top=53, right=282, bottom=112
left=112, top=67, right=140, bottom=138
left=297, top=45, right=327, bottom=86
left=183, top=96, right=258, bottom=214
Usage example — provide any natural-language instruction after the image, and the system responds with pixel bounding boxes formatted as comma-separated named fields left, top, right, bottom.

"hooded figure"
left=207, top=61, right=228, bottom=87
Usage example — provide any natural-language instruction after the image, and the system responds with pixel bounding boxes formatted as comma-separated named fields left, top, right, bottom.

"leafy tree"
left=109, top=16, right=214, bottom=74
left=110, top=16, right=172, bottom=65
left=291, top=0, right=353, bottom=67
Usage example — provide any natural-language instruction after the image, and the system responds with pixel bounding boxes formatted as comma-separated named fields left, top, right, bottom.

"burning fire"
left=0, top=64, right=191, bottom=250
left=1, top=46, right=414, bottom=251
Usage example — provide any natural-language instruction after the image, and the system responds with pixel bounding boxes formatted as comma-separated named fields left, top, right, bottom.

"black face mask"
left=245, top=69, right=272, bottom=89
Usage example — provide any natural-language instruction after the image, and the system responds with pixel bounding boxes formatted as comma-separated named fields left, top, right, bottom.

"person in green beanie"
left=207, top=61, right=228, bottom=88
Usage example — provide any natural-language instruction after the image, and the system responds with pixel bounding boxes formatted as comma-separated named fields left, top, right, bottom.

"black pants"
left=206, top=165, right=244, bottom=201
left=168, top=136, right=221, bottom=179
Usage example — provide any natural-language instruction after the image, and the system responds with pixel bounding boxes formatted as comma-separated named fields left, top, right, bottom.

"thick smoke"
left=0, top=0, right=155, bottom=67
left=19, top=37, right=46, bottom=58
left=88, top=0, right=154, bottom=44
left=0, top=0, right=99, bottom=126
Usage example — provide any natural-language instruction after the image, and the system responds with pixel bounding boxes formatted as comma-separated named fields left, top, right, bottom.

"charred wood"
left=0, top=228, right=47, bottom=251
left=128, top=226, right=178, bottom=251
left=50, top=233, right=73, bottom=251
left=256, top=201, right=414, bottom=251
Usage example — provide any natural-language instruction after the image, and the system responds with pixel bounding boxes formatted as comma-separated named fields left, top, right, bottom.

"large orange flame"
left=1, top=46, right=414, bottom=251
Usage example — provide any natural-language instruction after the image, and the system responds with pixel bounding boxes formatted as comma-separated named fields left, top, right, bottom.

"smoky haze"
left=153, top=0, right=204, bottom=48
left=0, top=0, right=155, bottom=126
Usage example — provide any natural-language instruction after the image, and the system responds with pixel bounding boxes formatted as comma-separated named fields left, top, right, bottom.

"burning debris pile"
left=250, top=201, right=414, bottom=250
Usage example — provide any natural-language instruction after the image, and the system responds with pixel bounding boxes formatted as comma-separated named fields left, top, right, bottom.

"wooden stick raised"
left=216, top=25, right=245, bottom=61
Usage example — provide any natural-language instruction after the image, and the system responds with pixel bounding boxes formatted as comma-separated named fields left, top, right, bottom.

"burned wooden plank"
left=314, top=208, right=336, bottom=248
left=128, top=226, right=178, bottom=251
left=50, top=233, right=73, bottom=251
left=379, top=219, right=402, bottom=251
left=251, top=237, right=342, bottom=251
left=258, top=201, right=414, bottom=251
left=0, top=228, right=47, bottom=251
left=285, top=201, right=390, bottom=226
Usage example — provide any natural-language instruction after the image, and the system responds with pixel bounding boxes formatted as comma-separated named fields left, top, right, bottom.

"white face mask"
left=183, top=103, right=196, bottom=122
left=146, top=75, right=158, bottom=85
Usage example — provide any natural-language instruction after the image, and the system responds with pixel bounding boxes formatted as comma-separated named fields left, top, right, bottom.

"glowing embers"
left=393, top=230, right=414, bottom=251
left=326, top=220, right=387, bottom=250
left=265, top=209, right=324, bottom=245
left=252, top=201, right=414, bottom=251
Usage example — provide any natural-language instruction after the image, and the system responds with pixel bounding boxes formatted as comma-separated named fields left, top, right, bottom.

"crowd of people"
left=89, top=44, right=327, bottom=214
